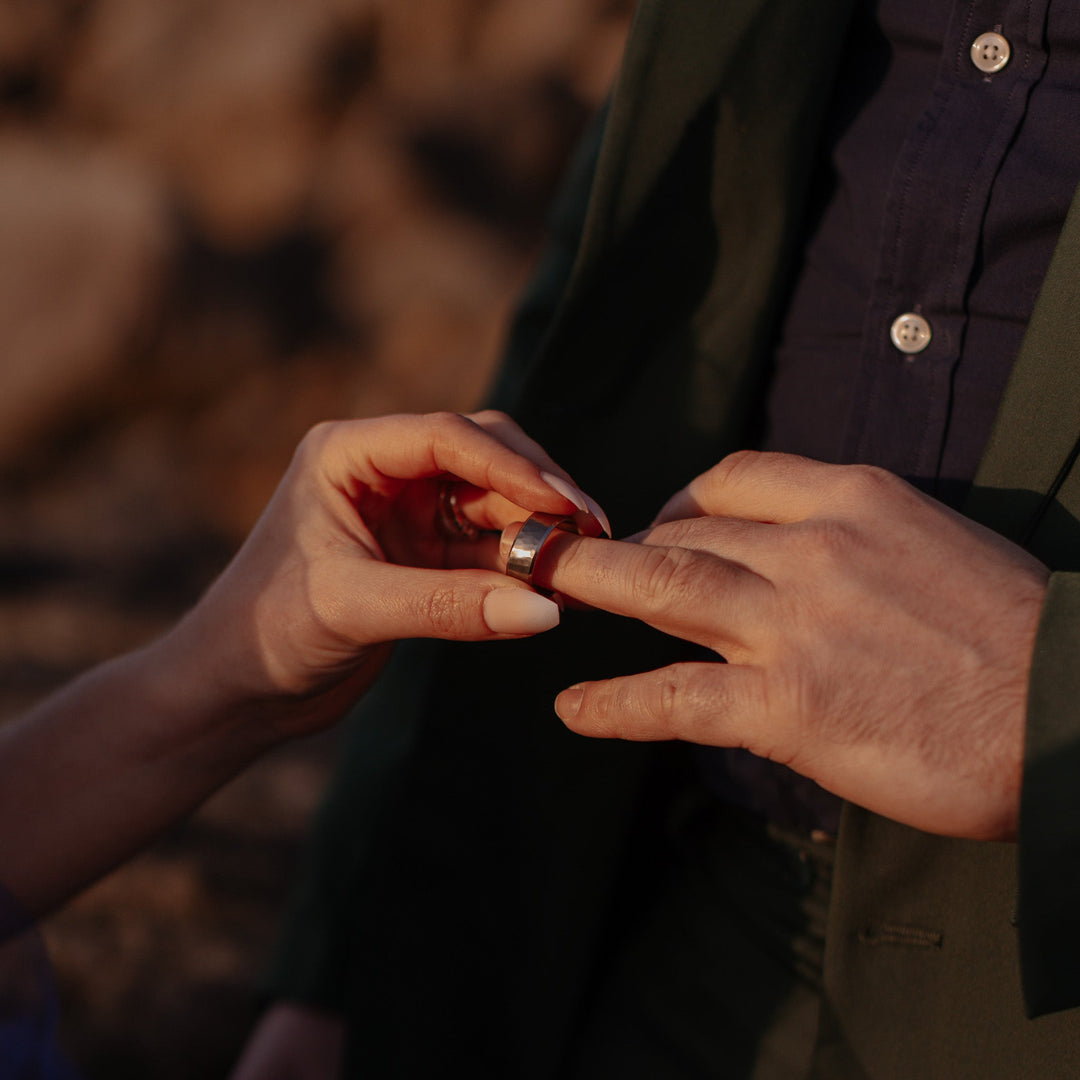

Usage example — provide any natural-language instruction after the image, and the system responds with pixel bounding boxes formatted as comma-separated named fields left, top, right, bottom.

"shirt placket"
left=842, top=0, right=1050, bottom=490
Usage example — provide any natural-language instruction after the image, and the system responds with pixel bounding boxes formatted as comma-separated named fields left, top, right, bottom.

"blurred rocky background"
left=0, top=1, right=630, bottom=1075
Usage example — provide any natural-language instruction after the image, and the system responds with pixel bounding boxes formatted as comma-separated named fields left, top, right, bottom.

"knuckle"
left=705, top=449, right=763, bottom=490
left=296, top=420, right=337, bottom=460
left=421, top=584, right=474, bottom=637
left=564, top=666, right=708, bottom=742
left=634, top=666, right=692, bottom=740
left=634, top=545, right=702, bottom=611
left=426, top=409, right=469, bottom=434
left=653, top=669, right=683, bottom=733
left=424, top=411, right=480, bottom=472
left=471, top=408, right=512, bottom=427
left=833, top=463, right=898, bottom=506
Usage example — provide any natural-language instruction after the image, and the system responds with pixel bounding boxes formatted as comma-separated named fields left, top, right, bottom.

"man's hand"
left=531, top=452, right=1050, bottom=841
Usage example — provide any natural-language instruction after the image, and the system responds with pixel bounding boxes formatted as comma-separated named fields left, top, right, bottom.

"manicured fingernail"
left=483, top=588, right=560, bottom=634
left=555, top=686, right=584, bottom=720
left=583, top=494, right=612, bottom=538
left=541, top=471, right=589, bottom=514
left=539, top=471, right=611, bottom=537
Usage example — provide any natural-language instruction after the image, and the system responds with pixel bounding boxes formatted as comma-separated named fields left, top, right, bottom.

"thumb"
left=341, top=561, right=561, bottom=642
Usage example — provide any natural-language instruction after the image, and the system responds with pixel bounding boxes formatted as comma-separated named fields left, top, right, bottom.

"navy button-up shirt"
left=703, top=0, right=1080, bottom=832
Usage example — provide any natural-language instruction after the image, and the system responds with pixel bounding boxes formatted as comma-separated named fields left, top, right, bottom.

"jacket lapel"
left=569, top=0, right=774, bottom=285
left=967, top=181, right=1080, bottom=563
left=513, top=0, right=857, bottom=505
left=563, top=0, right=857, bottom=304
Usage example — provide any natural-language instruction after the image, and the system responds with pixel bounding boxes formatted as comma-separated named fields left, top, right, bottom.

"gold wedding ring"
left=504, top=513, right=579, bottom=585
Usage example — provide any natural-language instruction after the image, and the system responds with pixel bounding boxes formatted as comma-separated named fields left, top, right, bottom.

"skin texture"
left=171, top=410, right=588, bottom=739
left=235, top=448, right=1049, bottom=1078
left=534, top=451, right=1049, bottom=842
left=0, top=411, right=599, bottom=919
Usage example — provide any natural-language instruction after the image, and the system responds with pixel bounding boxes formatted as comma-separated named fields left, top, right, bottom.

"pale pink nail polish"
left=540, top=471, right=590, bottom=514
left=483, top=589, right=560, bottom=634
left=583, top=494, right=612, bottom=538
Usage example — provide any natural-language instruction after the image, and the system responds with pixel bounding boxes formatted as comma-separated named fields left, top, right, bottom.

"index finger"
left=468, top=410, right=611, bottom=536
left=528, top=531, right=771, bottom=658
left=316, top=412, right=582, bottom=519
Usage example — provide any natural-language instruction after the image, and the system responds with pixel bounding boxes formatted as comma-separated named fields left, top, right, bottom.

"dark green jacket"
left=270, top=2, right=1080, bottom=1075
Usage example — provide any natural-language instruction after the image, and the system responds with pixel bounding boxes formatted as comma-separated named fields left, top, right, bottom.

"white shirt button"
left=971, top=32, right=1011, bottom=74
left=890, top=313, right=932, bottom=355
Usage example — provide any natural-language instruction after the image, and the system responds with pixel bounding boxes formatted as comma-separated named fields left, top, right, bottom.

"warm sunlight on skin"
left=0, top=412, right=602, bottom=919
left=527, top=451, right=1047, bottom=842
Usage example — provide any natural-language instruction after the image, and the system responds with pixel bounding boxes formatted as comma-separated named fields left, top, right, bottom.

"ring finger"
left=528, top=531, right=775, bottom=658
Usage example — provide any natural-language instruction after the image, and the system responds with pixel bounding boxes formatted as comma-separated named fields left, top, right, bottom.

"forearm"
left=0, top=626, right=278, bottom=919
left=0, top=412, right=587, bottom=923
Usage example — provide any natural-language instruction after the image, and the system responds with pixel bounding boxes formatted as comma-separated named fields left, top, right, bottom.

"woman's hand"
left=165, top=410, right=600, bottom=739
left=520, top=451, right=1048, bottom=841
left=0, top=411, right=601, bottom=916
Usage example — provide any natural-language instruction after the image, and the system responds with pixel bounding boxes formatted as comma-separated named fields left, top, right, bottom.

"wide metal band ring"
left=504, top=513, right=579, bottom=585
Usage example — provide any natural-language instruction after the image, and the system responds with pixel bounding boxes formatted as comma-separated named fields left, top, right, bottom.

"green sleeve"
left=1019, top=571, right=1080, bottom=1016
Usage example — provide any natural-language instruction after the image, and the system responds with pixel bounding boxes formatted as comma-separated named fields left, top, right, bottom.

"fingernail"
left=555, top=686, right=584, bottom=720
left=483, top=588, right=560, bottom=634
left=583, top=494, right=612, bottom=538
left=540, top=471, right=589, bottom=514
left=539, top=471, right=611, bottom=538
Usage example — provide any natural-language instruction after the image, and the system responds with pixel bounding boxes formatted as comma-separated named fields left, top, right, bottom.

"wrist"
left=136, top=612, right=286, bottom=761
left=148, top=589, right=372, bottom=752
